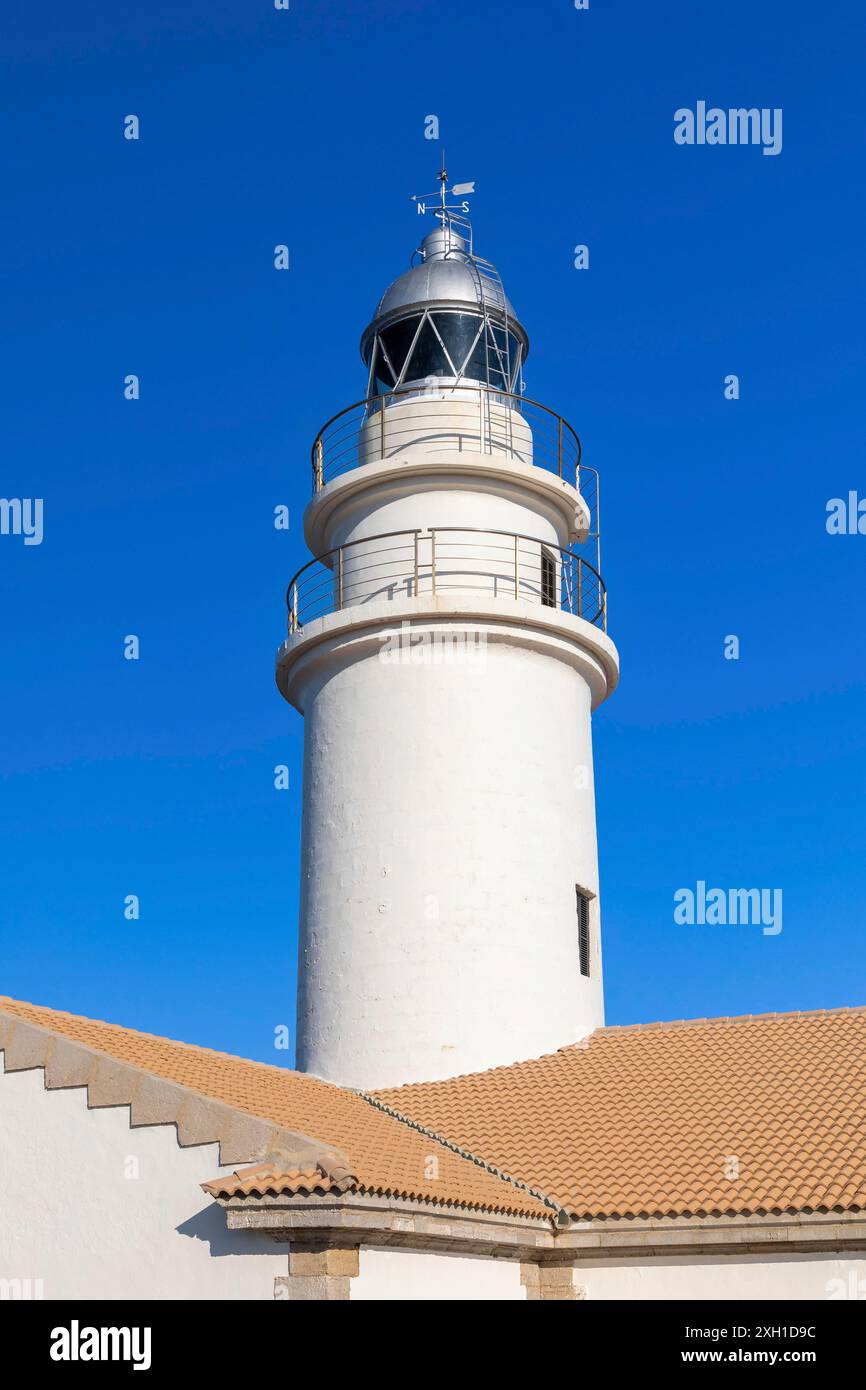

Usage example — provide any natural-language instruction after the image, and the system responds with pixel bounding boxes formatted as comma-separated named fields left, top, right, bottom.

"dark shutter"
left=577, top=890, right=590, bottom=977
left=541, top=549, right=556, bottom=607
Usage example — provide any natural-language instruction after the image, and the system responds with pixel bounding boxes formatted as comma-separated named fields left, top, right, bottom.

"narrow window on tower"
left=576, top=888, right=590, bottom=977
left=541, top=547, right=556, bottom=607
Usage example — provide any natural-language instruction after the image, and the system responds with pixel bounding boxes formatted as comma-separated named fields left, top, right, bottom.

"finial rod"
left=438, top=150, right=448, bottom=219
left=410, top=159, right=477, bottom=247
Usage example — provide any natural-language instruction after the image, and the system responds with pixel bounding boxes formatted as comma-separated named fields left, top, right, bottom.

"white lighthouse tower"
left=277, top=168, right=619, bottom=1090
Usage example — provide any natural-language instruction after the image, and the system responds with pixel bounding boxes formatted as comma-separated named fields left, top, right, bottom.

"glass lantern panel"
left=379, top=316, right=423, bottom=383
left=430, top=312, right=484, bottom=377
left=403, top=318, right=453, bottom=380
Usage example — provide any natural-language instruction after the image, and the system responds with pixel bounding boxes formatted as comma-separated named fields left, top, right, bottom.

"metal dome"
left=359, top=224, right=529, bottom=394
left=372, top=229, right=517, bottom=321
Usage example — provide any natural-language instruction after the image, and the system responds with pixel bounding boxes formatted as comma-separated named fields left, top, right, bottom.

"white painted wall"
left=354, top=1247, right=525, bottom=1301
left=292, top=619, right=606, bottom=1089
left=352, top=1247, right=866, bottom=1302
left=575, top=1254, right=866, bottom=1301
left=326, top=470, right=571, bottom=552
left=358, top=393, right=534, bottom=468
left=327, top=471, right=569, bottom=611
left=0, top=1063, right=287, bottom=1301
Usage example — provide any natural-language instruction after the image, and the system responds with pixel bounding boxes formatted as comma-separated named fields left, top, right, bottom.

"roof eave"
left=557, top=1207, right=866, bottom=1258
left=215, top=1188, right=557, bottom=1257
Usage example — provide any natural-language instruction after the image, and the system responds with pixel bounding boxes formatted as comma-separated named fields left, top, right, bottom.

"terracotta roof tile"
left=374, top=1009, right=866, bottom=1220
left=0, top=996, right=550, bottom=1221
left=202, top=1162, right=354, bottom=1199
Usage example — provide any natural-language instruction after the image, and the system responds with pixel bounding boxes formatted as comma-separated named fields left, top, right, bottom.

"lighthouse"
left=277, top=167, right=619, bottom=1090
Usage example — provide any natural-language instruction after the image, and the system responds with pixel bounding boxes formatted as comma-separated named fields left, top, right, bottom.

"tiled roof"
left=203, top=1162, right=355, bottom=1199
left=4, top=996, right=864, bottom=1224
left=374, top=1009, right=866, bottom=1219
left=0, top=996, right=550, bottom=1221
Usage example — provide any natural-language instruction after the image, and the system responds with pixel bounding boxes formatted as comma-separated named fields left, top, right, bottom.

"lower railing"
left=286, top=527, right=607, bottom=633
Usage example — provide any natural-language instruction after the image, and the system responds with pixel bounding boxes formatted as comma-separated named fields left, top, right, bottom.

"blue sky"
left=1, top=0, right=864, bottom=1065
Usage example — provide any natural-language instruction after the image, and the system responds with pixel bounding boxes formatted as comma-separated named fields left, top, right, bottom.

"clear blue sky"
left=2, top=1, right=864, bottom=1065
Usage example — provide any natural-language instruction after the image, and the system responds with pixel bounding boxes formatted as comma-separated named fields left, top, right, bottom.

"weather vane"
left=410, top=151, right=476, bottom=225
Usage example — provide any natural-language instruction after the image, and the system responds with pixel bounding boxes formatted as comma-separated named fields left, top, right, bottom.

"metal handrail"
left=285, top=526, right=607, bottom=635
left=309, top=384, right=584, bottom=494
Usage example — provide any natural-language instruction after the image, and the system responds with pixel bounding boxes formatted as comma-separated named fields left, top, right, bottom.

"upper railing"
left=286, top=527, right=607, bottom=636
left=311, top=384, right=585, bottom=494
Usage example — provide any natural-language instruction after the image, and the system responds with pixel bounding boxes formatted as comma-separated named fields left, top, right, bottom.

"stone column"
left=521, top=1263, right=586, bottom=1301
left=275, top=1246, right=360, bottom=1301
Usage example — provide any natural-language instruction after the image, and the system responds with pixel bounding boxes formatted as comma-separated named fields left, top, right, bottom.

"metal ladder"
left=468, top=253, right=511, bottom=390
left=466, top=251, right=513, bottom=457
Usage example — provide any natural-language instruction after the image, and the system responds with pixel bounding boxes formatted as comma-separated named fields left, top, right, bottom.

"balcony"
left=286, top=527, right=607, bottom=635
left=310, top=384, right=592, bottom=500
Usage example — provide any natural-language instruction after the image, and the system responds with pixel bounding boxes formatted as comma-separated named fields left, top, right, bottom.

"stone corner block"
left=289, top=1246, right=360, bottom=1278
left=521, top=1262, right=583, bottom=1301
